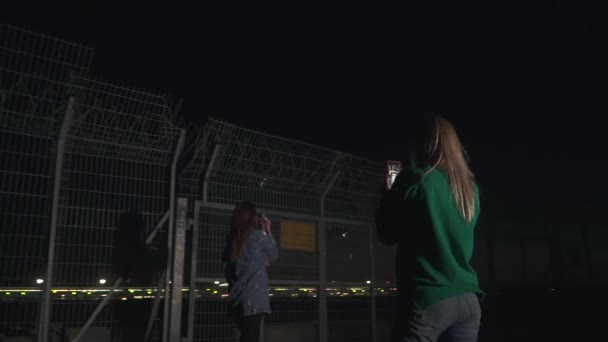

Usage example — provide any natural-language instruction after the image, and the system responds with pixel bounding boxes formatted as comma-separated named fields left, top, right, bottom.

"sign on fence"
left=280, top=221, right=317, bottom=252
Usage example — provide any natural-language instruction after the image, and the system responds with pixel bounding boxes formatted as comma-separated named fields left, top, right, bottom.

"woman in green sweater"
left=376, top=114, right=483, bottom=342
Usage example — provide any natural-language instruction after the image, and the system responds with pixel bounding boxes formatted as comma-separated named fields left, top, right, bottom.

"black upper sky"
left=2, top=0, right=607, bottom=217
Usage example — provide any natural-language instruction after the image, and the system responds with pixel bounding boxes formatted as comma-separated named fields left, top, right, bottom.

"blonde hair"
left=410, top=115, right=476, bottom=223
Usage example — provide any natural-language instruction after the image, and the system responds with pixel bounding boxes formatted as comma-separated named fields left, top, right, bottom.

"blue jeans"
left=392, top=293, right=481, bottom=342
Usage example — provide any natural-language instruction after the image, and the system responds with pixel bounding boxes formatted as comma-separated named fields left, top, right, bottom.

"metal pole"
left=71, top=277, right=123, bottom=342
left=145, top=211, right=170, bottom=245
left=319, top=172, right=340, bottom=342
left=163, top=129, right=186, bottom=342
left=38, top=96, right=75, bottom=342
left=202, top=145, right=221, bottom=204
left=145, top=271, right=167, bottom=342
left=169, top=197, right=188, bottom=341
left=369, top=225, right=377, bottom=342
left=187, top=201, right=202, bottom=341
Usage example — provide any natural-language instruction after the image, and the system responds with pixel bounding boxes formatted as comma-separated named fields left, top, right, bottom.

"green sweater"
left=376, top=167, right=483, bottom=309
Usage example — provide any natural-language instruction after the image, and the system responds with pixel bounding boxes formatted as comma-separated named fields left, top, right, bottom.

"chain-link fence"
left=1, top=23, right=389, bottom=342
left=1, top=23, right=183, bottom=342
left=0, top=23, right=93, bottom=339
left=178, top=118, right=387, bottom=342
left=48, top=74, right=183, bottom=341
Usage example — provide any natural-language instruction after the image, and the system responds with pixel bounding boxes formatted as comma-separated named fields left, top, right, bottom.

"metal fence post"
left=163, top=129, right=186, bottom=341
left=187, top=201, right=202, bottom=341
left=318, top=217, right=328, bottom=342
left=202, top=145, right=221, bottom=204
left=369, top=224, right=377, bottom=342
left=319, top=172, right=340, bottom=342
left=169, top=197, right=188, bottom=340
left=38, top=96, right=75, bottom=342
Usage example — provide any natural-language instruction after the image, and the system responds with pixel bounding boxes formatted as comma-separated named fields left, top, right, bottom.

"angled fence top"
left=179, top=118, right=384, bottom=219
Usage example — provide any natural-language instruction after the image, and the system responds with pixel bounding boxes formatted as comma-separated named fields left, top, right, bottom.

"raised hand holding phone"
left=261, top=216, right=272, bottom=236
left=386, top=160, right=402, bottom=190
left=260, top=215, right=273, bottom=267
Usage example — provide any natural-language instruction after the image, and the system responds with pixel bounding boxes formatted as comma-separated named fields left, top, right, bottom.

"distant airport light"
left=36, top=278, right=44, bottom=284
left=99, top=279, right=107, bottom=285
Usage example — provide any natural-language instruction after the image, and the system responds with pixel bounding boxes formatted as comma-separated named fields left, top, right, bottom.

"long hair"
left=408, top=114, right=476, bottom=223
left=227, top=201, right=257, bottom=262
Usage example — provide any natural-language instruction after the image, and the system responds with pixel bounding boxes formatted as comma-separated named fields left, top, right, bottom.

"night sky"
left=2, top=0, right=607, bottom=218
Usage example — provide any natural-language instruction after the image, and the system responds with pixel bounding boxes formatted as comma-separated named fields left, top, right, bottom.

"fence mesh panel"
left=182, top=119, right=383, bottom=342
left=0, top=23, right=93, bottom=337
left=50, top=76, right=180, bottom=338
left=1, top=22, right=394, bottom=342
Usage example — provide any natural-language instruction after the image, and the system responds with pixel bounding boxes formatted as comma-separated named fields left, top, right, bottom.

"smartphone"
left=386, top=160, right=402, bottom=190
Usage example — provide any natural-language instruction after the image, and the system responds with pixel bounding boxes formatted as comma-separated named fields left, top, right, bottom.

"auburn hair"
left=228, top=201, right=257, bottom=261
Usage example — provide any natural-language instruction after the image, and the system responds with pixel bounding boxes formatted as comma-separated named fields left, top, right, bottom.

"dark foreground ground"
left=477, top=289, right=603, bottom=341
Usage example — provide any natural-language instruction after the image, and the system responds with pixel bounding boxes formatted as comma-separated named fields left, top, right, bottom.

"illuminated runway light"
left=36, top=279, right=44, bottom=284
left=99, top=279, right=107, bottom=285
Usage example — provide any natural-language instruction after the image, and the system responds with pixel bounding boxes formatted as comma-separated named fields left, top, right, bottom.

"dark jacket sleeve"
left=375, top=170, right=424, bottom=245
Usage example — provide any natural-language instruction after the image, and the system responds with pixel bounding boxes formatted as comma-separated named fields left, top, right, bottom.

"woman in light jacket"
left=223, top=201, right=279, bottom=342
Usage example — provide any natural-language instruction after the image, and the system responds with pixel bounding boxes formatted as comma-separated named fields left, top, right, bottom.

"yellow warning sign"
left=280, top=221, right=317, bottom=253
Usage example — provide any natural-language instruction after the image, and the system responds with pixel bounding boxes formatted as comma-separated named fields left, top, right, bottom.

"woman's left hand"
left=262, top=217, right=272, bottom=235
